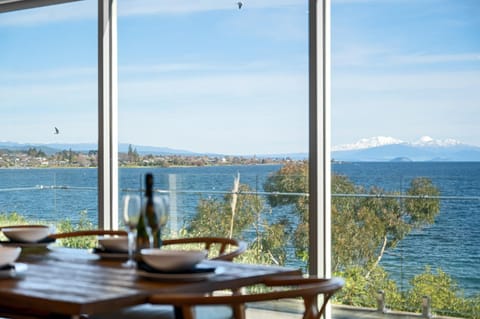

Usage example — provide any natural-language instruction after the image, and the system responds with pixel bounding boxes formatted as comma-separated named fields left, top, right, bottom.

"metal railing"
left=0, top=179, right=478, bottom=318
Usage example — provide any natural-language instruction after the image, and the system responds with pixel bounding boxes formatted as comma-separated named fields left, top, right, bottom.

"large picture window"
left=117, top=0, right=312, bottom=268
left=0, top=0, right=98, bottom=226
left=0, top=0, right=330, bottom=316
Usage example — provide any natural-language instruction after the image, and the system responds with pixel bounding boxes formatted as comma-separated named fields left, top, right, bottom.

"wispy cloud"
left=333, top=41, right=480, bottom=68
left=0, top=81, right=95, bottom=108
left=333, top=43, right=391, bottom=67
left=0, top=62, right=280, bottom=84
left=0, top=1, right=95, bottom=27
left=334, top=70, right=480, bottom=91
left=0, top=65, right=306, bottom=111
left=120, top=71, right=306, bottom=105
left=119, top=60, right=290, bottom=76
left=389, top=53, right=480, bottom=65
left=0, top=67, right=96, bottom=83
left=0, top=0, right=302, bottom=26
left=119, top=0, right=302, bottom=16
left=332, top=0, right=434, bottom=4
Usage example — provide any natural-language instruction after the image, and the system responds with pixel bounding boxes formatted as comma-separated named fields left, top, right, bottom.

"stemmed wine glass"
left=156, top=194, right=169, bottom=229
left=145, top=194, right=169, bottom=248
left=122, top=194, right=141, bottom=268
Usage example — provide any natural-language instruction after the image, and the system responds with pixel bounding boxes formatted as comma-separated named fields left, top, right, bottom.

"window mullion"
left=98, top=0, right=118, bottom=230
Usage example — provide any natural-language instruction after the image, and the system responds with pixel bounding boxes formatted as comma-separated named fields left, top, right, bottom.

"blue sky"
left=332, top=0, right=480, bottom=147
left=0, top=0, right=479, bottom=154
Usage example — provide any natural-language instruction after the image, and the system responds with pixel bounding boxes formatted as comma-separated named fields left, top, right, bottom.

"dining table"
left=0, top=245, right=302, bottom=319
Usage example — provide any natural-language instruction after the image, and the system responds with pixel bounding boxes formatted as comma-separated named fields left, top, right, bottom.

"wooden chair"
left=162, top=237, right=247, bottom=261
left=50, top=232, right=246, bottom=261
left=88, top=236, right=247, bottom=319
left=149, top=275, right=344, bottom=319
left=49, top=229, right=128, bottom=239
left=48, top=229, right=128, bottom=249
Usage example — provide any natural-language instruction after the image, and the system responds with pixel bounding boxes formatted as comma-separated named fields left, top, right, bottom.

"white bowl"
left=0, top=246, right=22, bottom=266
left=98, top=236, right=128, bottom=252
left=2, top=225, right=50, bottom=243
left=141, top=249, right=207, bottom=272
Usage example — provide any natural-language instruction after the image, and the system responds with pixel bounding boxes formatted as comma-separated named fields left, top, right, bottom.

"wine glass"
left=145, top=194, right=169, bottom=248
left=155, top=193, right=169, bottom=229
left=122, top=194, right=141, bottom=268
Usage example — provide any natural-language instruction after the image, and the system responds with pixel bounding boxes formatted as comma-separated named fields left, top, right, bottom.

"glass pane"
left=0, top=1, right=98, bottom=229
left=332, top=1, right=479, bottom=317
left=117, top=1, right=309, bottom=268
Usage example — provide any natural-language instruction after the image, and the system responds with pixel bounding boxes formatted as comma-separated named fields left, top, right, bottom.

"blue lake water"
left=0, top=162, right=478, bottom=296
left=333, top=162, right=480, bottom=297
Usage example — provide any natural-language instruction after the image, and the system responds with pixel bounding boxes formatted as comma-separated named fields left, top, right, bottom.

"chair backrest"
left=148, top=275, right=344, bottom=319
left=48, top=230, right=128, bottom=249
left=49, top=230, right=128, bottom=239
left=50, top=232, right=246, bottom=261
left=162, top=237, right=247, bottom=261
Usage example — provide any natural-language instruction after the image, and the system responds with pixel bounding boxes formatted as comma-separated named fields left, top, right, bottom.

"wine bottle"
left=144, top=173, right=161, bottom=248
left=135, top=175, right=151, bottom=251
left=135, top=210, right=150, bottom=252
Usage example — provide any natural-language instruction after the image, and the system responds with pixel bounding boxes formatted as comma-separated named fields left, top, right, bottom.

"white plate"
left=0, top=263, right=28, bottom=279
left=141, top=249, right=207, bottom=272
left=97, top=236, right=128, bottom=253
left=1, top=226, right=50, bottom=243
left=136, top=266, right=222, bottom=282
left=0, top=240, right=53, bottom=248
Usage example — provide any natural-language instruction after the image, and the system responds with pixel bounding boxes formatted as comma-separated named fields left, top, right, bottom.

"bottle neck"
left=145, top=173, right=154, bottom=198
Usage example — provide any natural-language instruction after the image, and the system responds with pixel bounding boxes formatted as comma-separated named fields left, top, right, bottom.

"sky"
left=331, top=0, right=480, bottom=147
left=0, top=0, right=479, bottom=155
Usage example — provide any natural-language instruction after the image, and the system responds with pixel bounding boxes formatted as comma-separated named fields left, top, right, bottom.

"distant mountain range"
left=0, top=141, right=307, bottom=160
left=0, top=142, right=210, bottom=156
left=332, top=136, right=480, bottom=162
left=2, top=136, right=479, bottom=161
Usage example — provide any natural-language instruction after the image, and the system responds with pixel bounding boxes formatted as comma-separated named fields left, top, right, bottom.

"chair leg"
left=230, top=287, right=246, bottom=319
left=317, top=294, right=333, bottom=319
left=232, top=304, right=246, bottom=319
left=303, top=295, right=320, bottom=319
left=178, top=306, right=195, bottom=319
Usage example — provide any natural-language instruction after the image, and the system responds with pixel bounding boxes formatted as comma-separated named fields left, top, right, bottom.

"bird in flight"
left=54, top=127, right=59, bottom=135
left=237, top=1, right=243, bottom=9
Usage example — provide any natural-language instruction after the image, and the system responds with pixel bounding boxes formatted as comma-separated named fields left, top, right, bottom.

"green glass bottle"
left=135, top=210, right=150, bottom=252
left=136, top=174, right=151, bottom=252
left=144, top=173, right=161, bottom=248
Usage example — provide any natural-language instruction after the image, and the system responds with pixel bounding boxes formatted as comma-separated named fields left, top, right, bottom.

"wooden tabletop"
left=0, top=247, right=301, bottom=317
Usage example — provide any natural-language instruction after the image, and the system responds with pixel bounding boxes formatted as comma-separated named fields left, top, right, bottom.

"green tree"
left=404, top=177, right=440, bottom=225
left=56, top=210, right=96, bottom=248
left=187, top=183, right=260, bottom=238
left=188, top=181, right=288, bottom=265
left=263, top=161, right=309, bottom=261
left=406, top=267, right=468, bottom=317
left=264, top=162, right=441, bottom=275
left=26, top=147, right=46, bottom=157
left=334, top=265, right=403, bottom=309
left=127, top=144, right=140, bottom=164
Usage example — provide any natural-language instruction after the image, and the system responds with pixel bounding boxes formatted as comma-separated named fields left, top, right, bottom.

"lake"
left=0, top=162, right=478, bottom=296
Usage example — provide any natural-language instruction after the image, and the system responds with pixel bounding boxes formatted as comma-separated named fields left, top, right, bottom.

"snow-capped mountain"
left=332, top=136, right=480, bottom=162
left=332, top=136, right=405, bottom=151
left=333, top=136, right=463, bottom=152
left=411, top=136, right=462, bottom=147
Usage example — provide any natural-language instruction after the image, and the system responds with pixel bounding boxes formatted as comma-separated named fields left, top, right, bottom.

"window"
left=0, top=0, right=329, bottom=284
left=0, top=0, right=98, bottom=226
left=116, top=0, right=321, bottom=271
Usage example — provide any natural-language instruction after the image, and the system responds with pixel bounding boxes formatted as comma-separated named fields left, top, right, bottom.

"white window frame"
left=308, top=0, right=331, bottom=316
left=98, top=0, right=118, bottom=230
left=308, top=0, right=331, bottom=277
left=0, top=0, right=119, bottom=230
